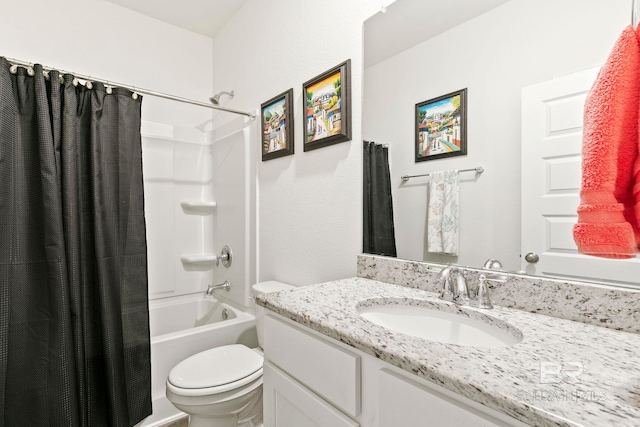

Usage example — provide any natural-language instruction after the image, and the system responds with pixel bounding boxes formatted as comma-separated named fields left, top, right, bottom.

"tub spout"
left=205, top=280, right=231, bottom=297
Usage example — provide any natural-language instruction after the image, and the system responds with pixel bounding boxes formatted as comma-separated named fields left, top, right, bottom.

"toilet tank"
left=252, top=281, right=295, bottom=348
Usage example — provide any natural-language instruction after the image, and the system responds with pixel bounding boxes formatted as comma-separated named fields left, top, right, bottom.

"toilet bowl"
left=166, top=281, right=294, bottom=427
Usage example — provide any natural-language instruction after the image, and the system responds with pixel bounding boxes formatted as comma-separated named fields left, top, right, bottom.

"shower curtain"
left=0, top=58, right=151, bottom=426
left=363, top=140, right=397, bottom=257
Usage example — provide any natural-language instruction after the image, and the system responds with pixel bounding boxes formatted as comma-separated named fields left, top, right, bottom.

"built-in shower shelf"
left=180, top=200, right=217, bottom=214
left=180, top=254, right=218, bottom=266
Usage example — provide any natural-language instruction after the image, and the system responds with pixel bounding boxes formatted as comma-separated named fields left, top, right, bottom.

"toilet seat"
left=167, top=344, right=263, bottom=397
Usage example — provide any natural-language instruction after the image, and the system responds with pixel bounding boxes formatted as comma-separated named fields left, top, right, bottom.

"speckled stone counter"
left=357, top=254, right=640, bottom=334
left=257, top=278, right=640, bottom=427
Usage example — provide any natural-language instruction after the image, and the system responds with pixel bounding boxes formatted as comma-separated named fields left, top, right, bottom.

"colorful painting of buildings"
left=306, top=71, right=342, bottom=142
left=262, top=98, right=288, bottom=154
left=417, top=94, right=462, bottom=158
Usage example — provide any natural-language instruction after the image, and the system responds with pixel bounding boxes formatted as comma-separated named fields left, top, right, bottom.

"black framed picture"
left=303, top=59, right=352, bottom=151
left=261, top=88, right=294, bottom=161
left=415, top=88, right=467, bottom=162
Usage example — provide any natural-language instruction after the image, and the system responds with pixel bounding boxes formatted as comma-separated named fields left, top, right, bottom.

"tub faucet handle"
left=216, top=245, right=233, bottom=268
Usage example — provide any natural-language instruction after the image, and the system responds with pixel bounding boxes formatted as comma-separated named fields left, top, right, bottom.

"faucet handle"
left=474, top=275, right=493, bottom=309
left=216, top=245, right=233, bottom=268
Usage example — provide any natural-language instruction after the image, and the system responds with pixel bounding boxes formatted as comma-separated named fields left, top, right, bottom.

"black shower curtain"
left=363, top=140, right=397, bottom=257
left=0, top=58, right=151, bottom=426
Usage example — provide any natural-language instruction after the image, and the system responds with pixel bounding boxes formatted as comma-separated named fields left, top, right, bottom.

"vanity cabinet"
left=263, top=363, right=359, bottom=427
left=262, top=313, right=529, bottom=427
left=377, top=368, right=512, bottom=427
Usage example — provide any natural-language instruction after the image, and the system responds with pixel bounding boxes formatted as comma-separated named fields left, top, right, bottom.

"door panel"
left=521, top=67, right=640, bottom=286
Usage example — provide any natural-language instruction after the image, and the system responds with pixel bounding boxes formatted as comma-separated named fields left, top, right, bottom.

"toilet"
left=166, top=281, right=294, bottom=427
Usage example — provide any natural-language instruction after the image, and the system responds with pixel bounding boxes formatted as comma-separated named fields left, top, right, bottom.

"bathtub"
left=137, top=293, right=258, bottom=427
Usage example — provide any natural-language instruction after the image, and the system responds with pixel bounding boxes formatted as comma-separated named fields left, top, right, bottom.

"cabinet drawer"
left=264, top=315, right=360, bottom=418
left=379, top=369, right=516, bottom=427
left=263, top=362, right=359, bottom=427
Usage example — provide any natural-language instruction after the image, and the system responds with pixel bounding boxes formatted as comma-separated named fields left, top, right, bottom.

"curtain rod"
left=3, top=56, right=256, bottom=120
left=400, top=166, right=484, bottom=181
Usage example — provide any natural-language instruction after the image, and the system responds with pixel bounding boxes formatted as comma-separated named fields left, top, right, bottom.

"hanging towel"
left=573, top=25, right=640, bottom=258
left=427, top=170, right=459, bottom=255
left=633, top=25, right=640, bottom=246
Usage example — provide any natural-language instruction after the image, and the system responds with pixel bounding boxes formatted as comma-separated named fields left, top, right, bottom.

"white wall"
left=0, top=0, right=214, bottom=126
left=363, top=0, right=629, bottom=270
left=211, top=0, right=383, bottom=286
left=0, top=0, right=216, bottom=298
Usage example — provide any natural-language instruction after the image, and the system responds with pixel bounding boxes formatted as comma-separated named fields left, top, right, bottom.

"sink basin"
left=357, top=301, right=522, bottom=348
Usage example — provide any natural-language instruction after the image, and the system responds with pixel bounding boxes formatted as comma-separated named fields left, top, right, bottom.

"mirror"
left=363, top=0, right=637, bottom=285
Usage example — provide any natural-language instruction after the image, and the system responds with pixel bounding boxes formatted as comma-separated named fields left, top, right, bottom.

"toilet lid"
left=169, top=344, right=263, bottom=389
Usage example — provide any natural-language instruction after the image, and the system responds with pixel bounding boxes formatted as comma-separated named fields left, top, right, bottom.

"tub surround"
left=258, top=263, right=640, bottom=426
left=358, top=254, right=640, bottom=334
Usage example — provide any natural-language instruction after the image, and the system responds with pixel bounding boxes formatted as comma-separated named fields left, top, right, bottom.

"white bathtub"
left=137, top=293, right=258, bottom=427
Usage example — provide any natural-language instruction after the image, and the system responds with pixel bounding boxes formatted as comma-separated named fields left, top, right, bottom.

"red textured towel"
left=573, top=25, right=640, bottom=258
left=633, top=27, right=640, bottom=243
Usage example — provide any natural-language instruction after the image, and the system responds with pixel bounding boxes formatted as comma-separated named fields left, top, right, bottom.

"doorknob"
left=524, top=252, right=539, bottom=263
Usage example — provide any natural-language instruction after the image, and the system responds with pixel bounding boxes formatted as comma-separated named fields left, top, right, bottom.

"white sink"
left=357, top=302, right=522, bottom=348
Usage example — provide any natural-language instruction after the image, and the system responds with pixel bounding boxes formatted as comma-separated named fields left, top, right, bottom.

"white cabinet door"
left=263, top=362, right=359, bottom=427
left=521, top=67, right=640, bottom=286
left=264, top=315, right=360, bottom=417
left=378, top=369, right=515, bottom=427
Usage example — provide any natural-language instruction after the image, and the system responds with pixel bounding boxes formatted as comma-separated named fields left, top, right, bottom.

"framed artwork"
left=415, top=88, right=467, bottom=162
left=303, top=59, right=352, bottom=151
left=261, top=88, right=294, bottom=161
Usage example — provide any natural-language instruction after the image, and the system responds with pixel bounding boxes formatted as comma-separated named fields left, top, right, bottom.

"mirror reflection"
left=363, top=0, right=639, bottom=287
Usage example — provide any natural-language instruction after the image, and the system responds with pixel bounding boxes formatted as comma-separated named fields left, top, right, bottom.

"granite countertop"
left=257, top=278, right=640, bottom=427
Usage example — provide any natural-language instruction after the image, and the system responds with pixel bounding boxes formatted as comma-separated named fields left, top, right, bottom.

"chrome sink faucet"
left=438, top=265, right=495, bottom=309
left=205, top=280, right=231, bottom=297
left=438, top=265, right=470, bottom=305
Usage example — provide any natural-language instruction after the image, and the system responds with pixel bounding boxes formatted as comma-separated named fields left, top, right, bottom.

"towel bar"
left=400, top=166, right=484, bottom=181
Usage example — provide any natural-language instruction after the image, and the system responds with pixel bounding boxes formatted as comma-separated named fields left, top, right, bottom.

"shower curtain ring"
left=43, top=70, right=50, bottom=81
left=106, top=80, right=112, bottom=94
left=72, top=77, right=79, bottom=87
left=86, top=81, right=93, bottom=90
left=9, top=64, right=17, bottom=74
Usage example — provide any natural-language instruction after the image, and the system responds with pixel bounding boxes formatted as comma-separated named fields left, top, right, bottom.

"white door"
left=521, top=67, right=640, bottom=286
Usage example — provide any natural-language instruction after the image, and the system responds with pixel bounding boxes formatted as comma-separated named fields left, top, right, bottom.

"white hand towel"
left=427, top=170, right=459, bottom=255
